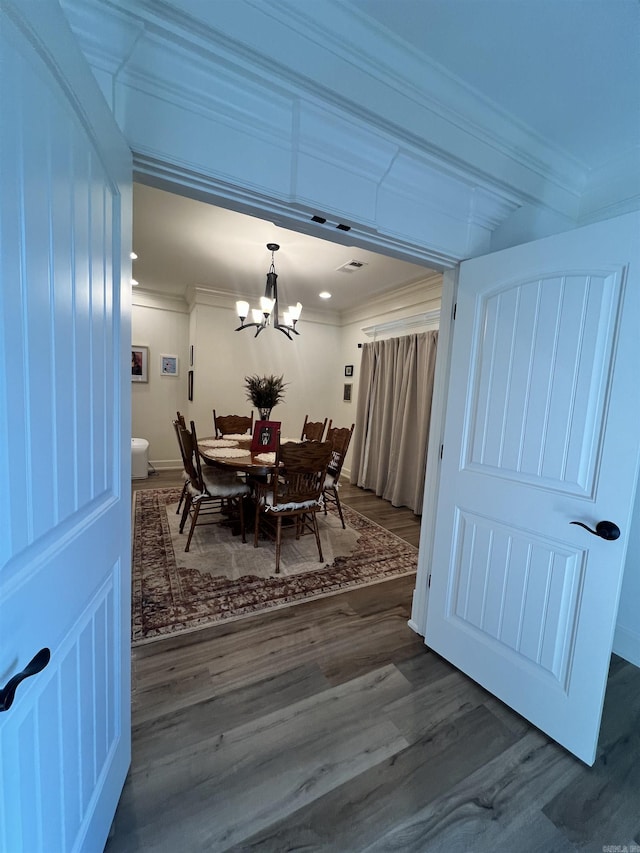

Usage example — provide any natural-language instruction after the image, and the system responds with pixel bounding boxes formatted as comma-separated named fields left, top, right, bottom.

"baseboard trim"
left=149, top=461, right=183, bottom=472
left=613, top=624, right=640, bottom=668
left=407, top=618, right=424, bottom=637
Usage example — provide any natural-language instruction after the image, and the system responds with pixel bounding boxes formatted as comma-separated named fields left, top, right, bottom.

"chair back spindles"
left=213, top=409, right=254, bottom=437
left=300, top=415, right=328, bottom=442
left=177, top=418, right=250, bottom=550
left=173, top=417, right=191, bottom=515
left=325, top=423, right=355, bottom=481
left=323, top=423, right=355, bottom=529
left=253, top=438, right=333, bottom=573
left=177, top=421, right=201, bottom=490
left=274, top=439, right=332, bottom=506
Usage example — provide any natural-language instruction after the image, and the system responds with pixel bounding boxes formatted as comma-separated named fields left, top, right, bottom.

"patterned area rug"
left=132, top=488, right=418, bottom=644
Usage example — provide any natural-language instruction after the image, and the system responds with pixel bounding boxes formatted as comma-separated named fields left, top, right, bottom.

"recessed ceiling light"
left=319, top=291, right=332, bottom=299
left=131, top=278, right=139, bottom=286
left=130, top=251, right=138, bottom=260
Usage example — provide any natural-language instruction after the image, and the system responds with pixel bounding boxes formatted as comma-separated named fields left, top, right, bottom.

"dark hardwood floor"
left=113, top=471, right=640, bottom=852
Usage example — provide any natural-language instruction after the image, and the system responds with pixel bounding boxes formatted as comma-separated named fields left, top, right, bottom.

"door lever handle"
left=570, top=520, right=621, bottom=541
left=0, top=648, right=51, bottom=712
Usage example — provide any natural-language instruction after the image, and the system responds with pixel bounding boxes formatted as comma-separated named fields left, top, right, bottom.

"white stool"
left=131, top=438, right=150, bottom=480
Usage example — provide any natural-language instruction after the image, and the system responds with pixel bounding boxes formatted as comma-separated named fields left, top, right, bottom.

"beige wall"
left=132, top=274, right=443, bottom=472
left=187, top=296, right=343, bottom=447
left=131, top=292, right=190, bottom=467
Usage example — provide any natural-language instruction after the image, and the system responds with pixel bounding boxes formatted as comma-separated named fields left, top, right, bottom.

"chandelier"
left=235, top=243, right=302, bottom=341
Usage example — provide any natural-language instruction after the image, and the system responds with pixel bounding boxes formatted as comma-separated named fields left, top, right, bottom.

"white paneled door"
left=0, top=2, right=132, bottom=850
left=426, top=212, right=640, bottom=765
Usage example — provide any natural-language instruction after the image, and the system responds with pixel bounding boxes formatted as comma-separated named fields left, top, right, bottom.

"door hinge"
left=440, top=444, right=443, bottom=459
left=428, top=573, right=431, bottom=588
left=453, top=302, right=457, bottom=320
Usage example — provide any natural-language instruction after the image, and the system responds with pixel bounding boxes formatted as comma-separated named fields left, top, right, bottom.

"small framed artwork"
left=131, top=346, right=148, bottom=383
left=188, top=369, right=194, bottom=402
left=250, top=420, right=281, bottom=453
left=343, top=383, right=352, bottom=402
left=344, top=364, right=354, bottom=377
left=190, top=345, right=194, bottom=366
left=160, top=354, right=179, bottom=376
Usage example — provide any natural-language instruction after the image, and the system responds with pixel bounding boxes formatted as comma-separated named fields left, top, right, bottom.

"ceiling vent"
left=337, top=260, right=368, bottom=273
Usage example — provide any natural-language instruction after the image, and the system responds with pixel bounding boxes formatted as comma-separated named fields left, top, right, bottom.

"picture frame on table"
left=344, top=364, right=354, bottom=377
left=343, top=383, right=352, bottom=402
left=160, top=354, right=179, bottom=376
left=131, top=346, right=148, bottom=383
left=250, top=420, right=281, bottom=453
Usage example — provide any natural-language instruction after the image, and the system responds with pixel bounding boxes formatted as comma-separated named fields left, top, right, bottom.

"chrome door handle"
left=570, top=520, right=621, bottom=541
left=0, top=648, right=50, bottom=712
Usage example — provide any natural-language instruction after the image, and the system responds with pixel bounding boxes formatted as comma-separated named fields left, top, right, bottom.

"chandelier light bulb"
left=260, top=296, right=275, bottom=315
left=288, top=302, right=302, bottom=322
left=236, top=300, right=250, bottom=321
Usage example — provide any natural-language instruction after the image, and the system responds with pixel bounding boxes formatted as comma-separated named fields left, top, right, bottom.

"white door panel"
left=466, top=271, right=619, bottom=495
left=426, top=213, right=640, bottom=765
left=0, top=2, right=132, bottom=850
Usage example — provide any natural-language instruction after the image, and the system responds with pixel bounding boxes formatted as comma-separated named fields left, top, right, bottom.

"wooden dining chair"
left=213, top=409, right=254, bottom=437
left=178, top=419, right=250, bottom=550
left=300, top=415, right=328, bottom=442
left=173, top=416, right=191, bottom=515
left=253, top=438, right=333, bottom=573
left=323, top=423, right=355, bottom=528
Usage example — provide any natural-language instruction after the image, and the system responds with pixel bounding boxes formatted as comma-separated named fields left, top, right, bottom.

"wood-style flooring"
left=112, top=471, right=640, bottom=852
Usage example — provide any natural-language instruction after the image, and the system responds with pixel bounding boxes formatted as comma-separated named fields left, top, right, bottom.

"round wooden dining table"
left=197, top=436, right=277, bottom=476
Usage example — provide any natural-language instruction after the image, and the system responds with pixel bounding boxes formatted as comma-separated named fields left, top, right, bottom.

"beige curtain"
left=350, top=331, right=438, bottom=514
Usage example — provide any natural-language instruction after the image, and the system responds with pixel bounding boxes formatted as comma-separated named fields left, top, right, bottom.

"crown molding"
left=132, top=288, right=189, bottom=313
left=184, top=277, right=444, bottom=329
left=134, top=156, right=462, bottom=270
left=341, top=274, right=443, bottom=327
left=578, top=146, right=640, bottom=225
left=66, top=0, right=639, bottom=237
left=362, top=309, right=441, bottom=339
left=262, top=0, right=586, bottom=191
left=58, top=1, right=144, bottom=80
left=186, top=285, right=341, bottom=327
left=61, top=0, right=584, bottom=219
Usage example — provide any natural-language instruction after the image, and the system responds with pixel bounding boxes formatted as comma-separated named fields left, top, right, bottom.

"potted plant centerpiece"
left=244, top=374, right=287, bottom=420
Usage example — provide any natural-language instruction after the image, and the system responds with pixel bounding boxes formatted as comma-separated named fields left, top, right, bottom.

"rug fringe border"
left=131, top=569, right=417, bottom=647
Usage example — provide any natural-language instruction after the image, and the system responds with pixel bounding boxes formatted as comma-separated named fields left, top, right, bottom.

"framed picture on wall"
left=188, top=369, right=194, bottom=401
left=344, top=364, right=354, bottom=377
left=343, top=383, right=352, bottom=402
left=160, top=354, right=179, bottom=376
left=131, top=346, right=148, bottom=383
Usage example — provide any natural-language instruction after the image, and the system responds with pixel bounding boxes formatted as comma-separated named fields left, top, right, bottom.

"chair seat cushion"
left=259, top=491, right=322, bottom=512
left=188, top=470, right=250, bottom=499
